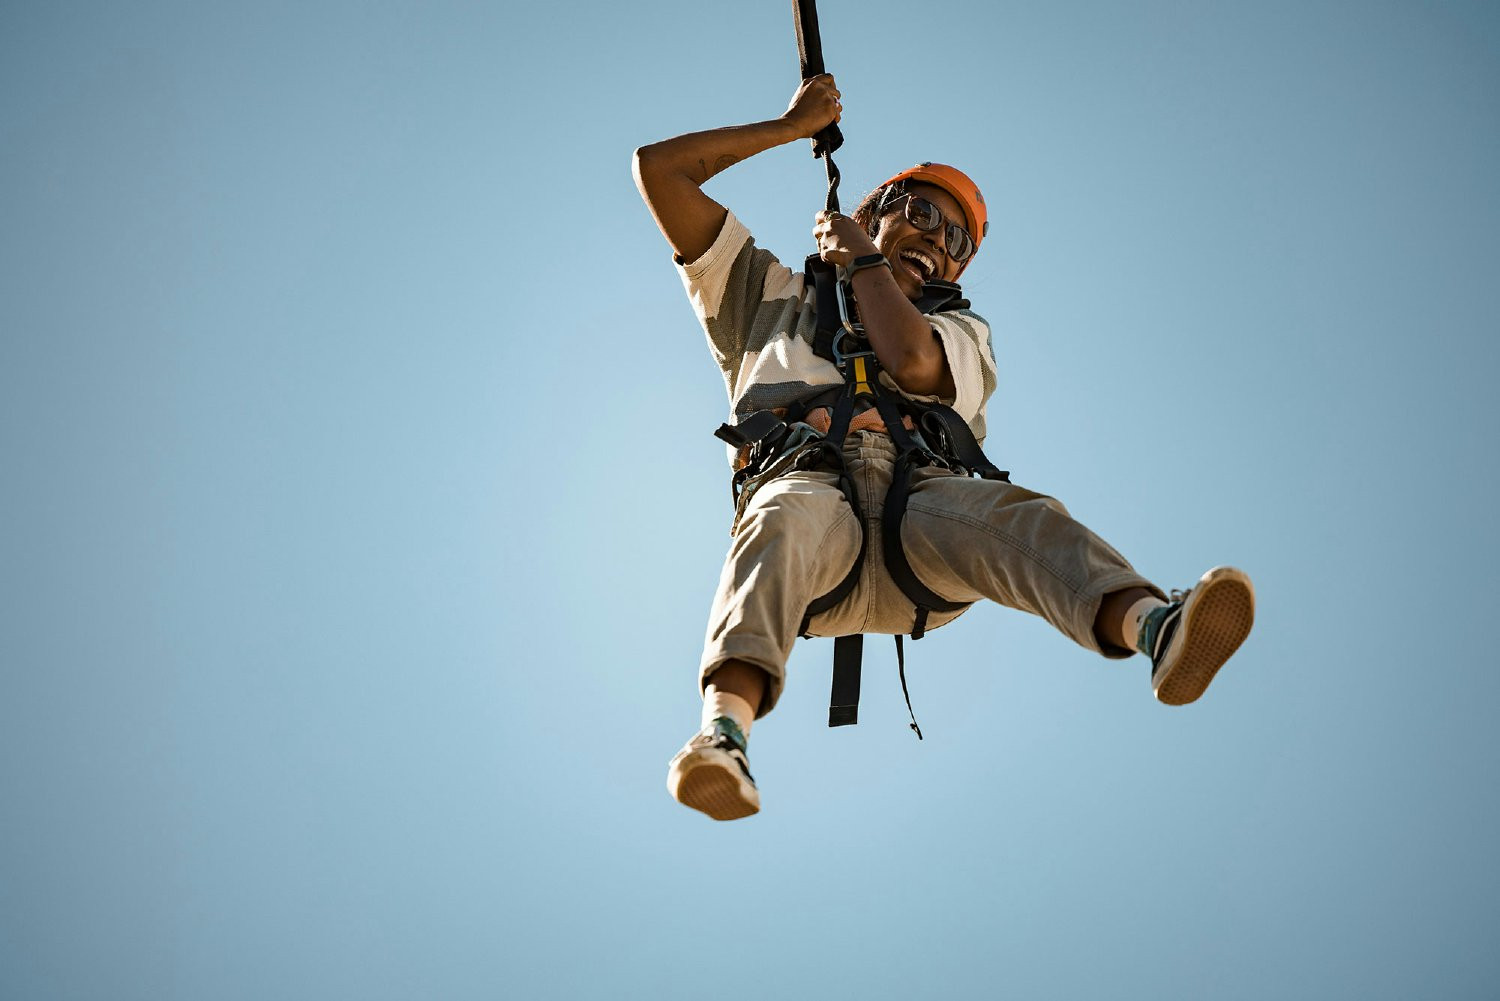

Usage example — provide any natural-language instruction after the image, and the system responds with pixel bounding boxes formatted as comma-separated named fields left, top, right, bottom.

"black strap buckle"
left=714, top=409, right=786, bottom=449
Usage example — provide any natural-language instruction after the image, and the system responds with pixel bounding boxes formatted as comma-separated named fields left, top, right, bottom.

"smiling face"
left=870, top=182, right=971, bottom=299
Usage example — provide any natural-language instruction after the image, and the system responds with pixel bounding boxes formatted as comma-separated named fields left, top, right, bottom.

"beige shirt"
left=676, top=212, right=999, bottom=467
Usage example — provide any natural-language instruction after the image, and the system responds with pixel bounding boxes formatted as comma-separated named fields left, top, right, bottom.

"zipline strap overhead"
left=792, top=0, right=842, bottom=213
left=792, top=0, right=843, bottom=160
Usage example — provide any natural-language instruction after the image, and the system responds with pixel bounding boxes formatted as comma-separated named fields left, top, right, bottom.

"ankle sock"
left=1123, top=595, right=1168, bottom=653
left=702, top=690, right=756, bottom=739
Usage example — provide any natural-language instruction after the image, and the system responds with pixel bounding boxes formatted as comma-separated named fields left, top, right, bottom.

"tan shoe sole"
left=667, top=749, right=760, bottom=821
left=1153, top=566, right=1256, bottom=706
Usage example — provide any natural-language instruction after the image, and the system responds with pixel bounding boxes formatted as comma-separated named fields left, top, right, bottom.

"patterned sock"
left=1135, top=603, right=1180, bottom=659
left=702, top=690, right=756, bottom=740
left=1123, top=595, right=1168, bottom=654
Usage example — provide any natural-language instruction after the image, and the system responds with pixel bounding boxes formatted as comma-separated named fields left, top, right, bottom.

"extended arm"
left=632, top=76, right=842, bottom=264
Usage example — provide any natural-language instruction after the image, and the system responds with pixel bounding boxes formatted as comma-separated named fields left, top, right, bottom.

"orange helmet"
left=875, top=162, right=989, bottom=268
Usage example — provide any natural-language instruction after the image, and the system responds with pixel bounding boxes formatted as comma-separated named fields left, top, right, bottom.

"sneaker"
left=1140, top=566, right=1256, bottom=705
left=666, top=716, right=760, bottom=821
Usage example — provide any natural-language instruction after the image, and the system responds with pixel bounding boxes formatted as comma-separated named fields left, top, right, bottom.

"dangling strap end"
left=828, top=634, right=863, bottom=728
left=894, top=633, right=924, bottom=740
left=911, top=606, right=930, bottom=641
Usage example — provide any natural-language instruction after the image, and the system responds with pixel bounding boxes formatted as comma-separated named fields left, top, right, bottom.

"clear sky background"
left=3, top=1, right=1498, bottom=998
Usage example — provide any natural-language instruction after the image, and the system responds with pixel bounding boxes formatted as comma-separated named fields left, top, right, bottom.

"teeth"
left=900, top=249, right=935, bottom=279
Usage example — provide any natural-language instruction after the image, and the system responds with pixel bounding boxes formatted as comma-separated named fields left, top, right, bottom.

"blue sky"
left=3, top=2, right=1498, bottom=998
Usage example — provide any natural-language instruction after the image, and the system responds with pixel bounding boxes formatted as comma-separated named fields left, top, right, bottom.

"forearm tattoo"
left=696, top=154, right=742, bottom=183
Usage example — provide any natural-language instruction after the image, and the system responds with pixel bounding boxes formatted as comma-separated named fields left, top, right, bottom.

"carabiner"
left=836, top=279, right=863, bottom=339
left=831, top=327, right=875, bottom=369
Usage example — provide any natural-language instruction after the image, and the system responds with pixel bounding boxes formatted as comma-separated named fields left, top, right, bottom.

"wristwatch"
left=842, top=254, right=892, bottom=280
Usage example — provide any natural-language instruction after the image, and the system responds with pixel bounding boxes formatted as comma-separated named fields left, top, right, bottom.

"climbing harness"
left=712, top=2, right=1010, bottom=739
left=715, top=278, right=1009, bottom=739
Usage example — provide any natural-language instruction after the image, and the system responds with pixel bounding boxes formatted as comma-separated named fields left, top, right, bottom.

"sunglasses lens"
left=905, top=197, right=942, bottom=232
left=946, top=226, right=974, bottom=263
left=902, top=195, right=976, bottom=264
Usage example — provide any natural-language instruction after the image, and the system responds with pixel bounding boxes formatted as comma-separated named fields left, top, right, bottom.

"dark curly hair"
left=851, top=180, right=913, bottom=239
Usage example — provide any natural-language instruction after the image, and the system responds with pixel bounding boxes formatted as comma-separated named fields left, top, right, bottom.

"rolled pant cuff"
left=699, top=646, right=788, bottom=718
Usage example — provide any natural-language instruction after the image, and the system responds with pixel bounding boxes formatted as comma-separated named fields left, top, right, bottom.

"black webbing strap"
left=880, top=452, right=969, bottom=639
left=807, top=254, right=842, bottom=360
left=918, top=405, right=1010, bottom=482
left=894, top=635, right=923, bottom=739
left=910, top=279, right=966, bottom=315
left=792, top=1, right=842, bottom=213
left=832, top=635, right=925, bottom=737
left=792, top=0, right=843, bottom=162
left=797, top=390, right=865, bottom=635
left=823, top=157, right=841, bottom=215
left=867, top=389, right=971, bottom=640
left=829, top=634, right=862, bottom=726
left=714, top=409, right=784, bottom=449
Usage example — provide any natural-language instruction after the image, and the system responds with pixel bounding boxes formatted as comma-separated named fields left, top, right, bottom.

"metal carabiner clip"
left=831, top=280, right=875, bottom=371
left=835, top=278, right=863, bottom=340
left=831, top=327, right=876, bottom=369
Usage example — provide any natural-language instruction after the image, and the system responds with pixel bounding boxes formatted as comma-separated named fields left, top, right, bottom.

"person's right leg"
left=703, top=659, right=768, bottom=725
left=669, top=467, right=862, bottom=821
left=695, top=467, right=863, bottom=712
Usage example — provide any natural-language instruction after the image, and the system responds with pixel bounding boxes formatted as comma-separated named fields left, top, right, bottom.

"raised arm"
left=633, top=75, right=842, bottom=264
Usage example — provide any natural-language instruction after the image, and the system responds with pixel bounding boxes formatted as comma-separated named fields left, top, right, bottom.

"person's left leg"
left=1095, top=586, right=1163, bottom=652
left=900, top=470, right=1253, bottom=702
left=900, top=471, right=1159, bottom=655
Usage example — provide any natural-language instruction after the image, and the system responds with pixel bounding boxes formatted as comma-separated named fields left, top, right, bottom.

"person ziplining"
left=632, top=4, right=1255, bottom=822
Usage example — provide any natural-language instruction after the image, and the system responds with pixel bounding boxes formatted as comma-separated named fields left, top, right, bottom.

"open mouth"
left=897, top=248, right=938, bottom=283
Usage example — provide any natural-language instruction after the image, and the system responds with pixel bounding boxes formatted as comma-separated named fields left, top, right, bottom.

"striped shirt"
left=677, top=212, right=997, bottom=468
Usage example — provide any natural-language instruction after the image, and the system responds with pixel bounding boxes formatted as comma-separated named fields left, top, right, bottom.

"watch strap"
left=842, top=254, right=892, bottom=280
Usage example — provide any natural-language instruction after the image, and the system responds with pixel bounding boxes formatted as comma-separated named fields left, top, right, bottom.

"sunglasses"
left=884, top=193, right=976, bottom=264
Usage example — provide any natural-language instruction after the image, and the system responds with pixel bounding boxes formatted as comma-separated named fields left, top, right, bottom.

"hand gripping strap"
left=792, top=0, right=843, bottom=161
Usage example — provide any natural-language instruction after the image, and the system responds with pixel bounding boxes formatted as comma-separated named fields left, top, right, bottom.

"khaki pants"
left=701, top=431, right=1163, bottom=715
